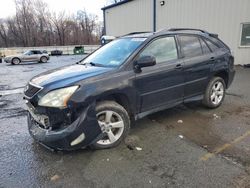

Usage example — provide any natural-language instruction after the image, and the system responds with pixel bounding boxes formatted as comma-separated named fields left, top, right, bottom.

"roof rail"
left=168, top=28, right=209, bottom=33
left=124, top=31, right=151, bottom=36
left=168, top=28, right=219, bottom=38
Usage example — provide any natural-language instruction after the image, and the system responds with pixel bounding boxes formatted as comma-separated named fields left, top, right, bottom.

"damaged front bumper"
left=27, top=102, right=102, bottom=151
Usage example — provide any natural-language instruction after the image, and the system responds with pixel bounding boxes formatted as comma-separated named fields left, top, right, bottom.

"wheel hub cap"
left=210, top=81, right=224, bottom=105
left=97, top=110, right=124, bottom=145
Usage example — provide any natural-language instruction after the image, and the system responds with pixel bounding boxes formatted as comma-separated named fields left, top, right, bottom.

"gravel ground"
left=0, top=56, right=249, bottom=188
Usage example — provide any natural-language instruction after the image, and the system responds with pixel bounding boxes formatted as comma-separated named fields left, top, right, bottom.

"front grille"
left=24, top=83, right=42, bottom=98
left=27, top=102, right=50, bottom=129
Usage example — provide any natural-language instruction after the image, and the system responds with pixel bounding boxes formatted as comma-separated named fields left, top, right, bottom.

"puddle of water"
left=149, top=104, right=250, bottom=167
left=0, top=107, right=27, bottom=119
left=0, top=88, right=24, bottom=96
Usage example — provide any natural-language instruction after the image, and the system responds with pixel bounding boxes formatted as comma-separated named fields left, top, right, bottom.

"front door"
left=134, top=36, right=184, bottom=112
left=24, top=51, right=37, bottom=61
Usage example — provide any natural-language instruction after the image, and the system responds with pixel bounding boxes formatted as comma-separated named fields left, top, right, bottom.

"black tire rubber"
left=40, top=56, right=48, bottom=63
left=203, top=77, right=226, bottom=109
left=91, top=101, right=130, bottom=149
left=11, top=58, right=21, bottom=65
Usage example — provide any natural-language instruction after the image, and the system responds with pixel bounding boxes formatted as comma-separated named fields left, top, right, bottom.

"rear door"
left=33, top=50, right=42, bottom=61
left=134, top=36, right=184, bottom=112
left=178, top=35, right=214, bottom=99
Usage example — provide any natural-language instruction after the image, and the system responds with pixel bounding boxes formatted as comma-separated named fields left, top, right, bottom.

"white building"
left=102, top=0, right=250, bottom=65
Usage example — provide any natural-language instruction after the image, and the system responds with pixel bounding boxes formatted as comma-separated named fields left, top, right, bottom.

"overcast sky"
left=0, top=0, right=108, bottom=20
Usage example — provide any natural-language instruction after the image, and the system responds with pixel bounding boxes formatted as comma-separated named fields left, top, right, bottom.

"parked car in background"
left=50, top=50, right=63, bottom=56
left=24, top=28, right=235, bottom=151
left=4, top=50, right=49, bottom=65
left=74, top=46, right=84, bottom=54
left=0, top=52, right=3, bottom=63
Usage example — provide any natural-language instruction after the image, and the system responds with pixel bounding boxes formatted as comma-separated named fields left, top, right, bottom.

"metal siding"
left=105, top=0, right=250, bottom=64
left=105, top=0, right=153, bottom=36
left=156, top=0, right=250, bottom=64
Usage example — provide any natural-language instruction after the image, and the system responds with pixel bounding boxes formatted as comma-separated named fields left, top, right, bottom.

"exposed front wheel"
left=203, top=77, right=226, bottom=108
left=40, top=56, right=48, bottom=63
left=91, top=101, right=130, bottom=149
left=11, top=58, right=21, bottom=65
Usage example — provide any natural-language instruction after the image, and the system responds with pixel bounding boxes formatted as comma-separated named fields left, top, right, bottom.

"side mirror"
left=134, top=56, right=156, bottom=71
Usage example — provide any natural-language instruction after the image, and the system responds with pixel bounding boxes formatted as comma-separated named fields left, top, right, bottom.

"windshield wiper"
left=78, top=62, right=95, bottom=66
left=89, top=62, right=96, bottom=66
left=81, top=62, right=107, bottom=67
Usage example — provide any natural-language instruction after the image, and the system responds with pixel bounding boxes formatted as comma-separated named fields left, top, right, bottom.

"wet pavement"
left=0, top=57, right=249, bottom=188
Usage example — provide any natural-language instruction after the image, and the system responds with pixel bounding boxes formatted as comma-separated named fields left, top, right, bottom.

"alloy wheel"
left=41, top=57, right=47, bottom=63
left=97, top=110, right=125, bottom=145
left=12, top=58, right=20, bottom=64
left=210, top=81, right=224, bottom=105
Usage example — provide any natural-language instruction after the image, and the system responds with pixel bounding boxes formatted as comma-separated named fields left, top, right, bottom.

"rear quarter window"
left=199, top=38, right=211, bottom=54
left=204, top=39, right=220, bottom=52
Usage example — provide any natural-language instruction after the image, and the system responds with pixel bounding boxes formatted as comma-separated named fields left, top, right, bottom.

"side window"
left=29, top=51, right=34, bottom=55
left=204, top=39, right=219, bottom=52
left=139, top=37, right=178, bottom=63
left=199, top=38, right=211, bottom=54
left=178, top=35, right=203, bottom=58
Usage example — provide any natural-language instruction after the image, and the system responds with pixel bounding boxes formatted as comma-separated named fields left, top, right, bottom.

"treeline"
left=0, top=0, right=103, bottom=48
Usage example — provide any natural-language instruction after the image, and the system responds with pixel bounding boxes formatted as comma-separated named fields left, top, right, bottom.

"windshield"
left=82, top=38, right=146, bottom=67
left=24, top=51, right=31, bottom=55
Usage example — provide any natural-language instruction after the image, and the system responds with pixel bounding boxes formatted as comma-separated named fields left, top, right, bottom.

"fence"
left=0, top=45, right=100, bottom=57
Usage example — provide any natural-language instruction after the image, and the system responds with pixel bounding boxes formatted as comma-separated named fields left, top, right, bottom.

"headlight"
left=38, top=86, right=79, bottom=108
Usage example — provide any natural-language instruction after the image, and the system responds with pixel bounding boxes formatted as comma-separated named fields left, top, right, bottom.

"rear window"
left=178, top=35, right=203, bottom=58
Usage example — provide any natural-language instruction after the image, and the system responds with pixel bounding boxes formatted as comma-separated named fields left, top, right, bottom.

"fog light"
left=70, top=133, right=85, bottom=146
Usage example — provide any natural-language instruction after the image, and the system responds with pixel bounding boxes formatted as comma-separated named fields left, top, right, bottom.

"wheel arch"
left=213, top=70, right=229, bottom=88
left=40, top=56, right=48, bottom=61
left=12, top=57, right=21, bottom=63
left=96, top=92, right=135, bottom=120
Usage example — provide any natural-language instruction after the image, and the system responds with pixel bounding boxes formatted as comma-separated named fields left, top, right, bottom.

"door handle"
left=175, top=64, right=183, bottom=69
left=210, top=57, right=215, bottom=61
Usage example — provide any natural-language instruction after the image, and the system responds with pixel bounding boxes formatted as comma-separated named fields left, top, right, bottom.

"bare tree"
left=0, top=0, right=102, bottom=48
left=0, top=20, right=9, bottom=47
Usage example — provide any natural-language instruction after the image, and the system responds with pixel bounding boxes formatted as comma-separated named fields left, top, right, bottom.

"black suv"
left=24, top=28, right=235, bottom=151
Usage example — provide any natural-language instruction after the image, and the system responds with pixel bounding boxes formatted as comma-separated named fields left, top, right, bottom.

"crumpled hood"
left=30, top=64, right=113, bottom=87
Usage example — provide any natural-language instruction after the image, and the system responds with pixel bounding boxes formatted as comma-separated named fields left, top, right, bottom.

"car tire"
left=203, top=77, right=226, bottom=108
left=11, top=58, right=21, bottom=65
left=91, top=101, right=130, bottom=149
left=40, top=56, right=48, bottom=63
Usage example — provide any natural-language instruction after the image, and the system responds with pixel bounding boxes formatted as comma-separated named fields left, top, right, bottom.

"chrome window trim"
left=24, top=82, right=43, bottom=99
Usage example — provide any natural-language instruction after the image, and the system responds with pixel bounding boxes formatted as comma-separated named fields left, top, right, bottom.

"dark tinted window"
left=199, top=38, right=211, bottom=54
left=33, top=51, right=42, bottom=54
left=204, top=39, right=219, bottom=52
left=140, top=37, right=178, bottom=63
left=178, top=35, right=202, bottom=58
